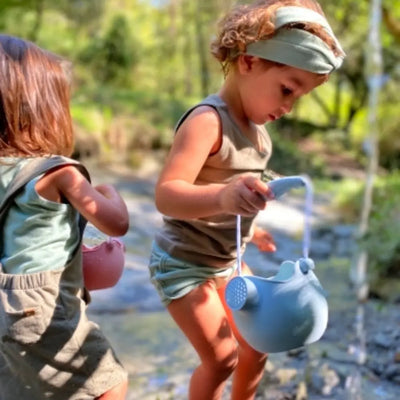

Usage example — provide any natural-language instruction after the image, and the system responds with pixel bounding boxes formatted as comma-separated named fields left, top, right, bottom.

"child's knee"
left=211, top=347, right=239, bottom=378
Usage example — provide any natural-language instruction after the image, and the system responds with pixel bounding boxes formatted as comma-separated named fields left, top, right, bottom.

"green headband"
left=245, top=6, right=345, bottom=74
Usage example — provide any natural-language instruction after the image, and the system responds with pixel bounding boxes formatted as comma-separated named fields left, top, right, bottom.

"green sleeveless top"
left=155, top=94, right=272, bottom=267
left=0, top=157, right=80, bottom=274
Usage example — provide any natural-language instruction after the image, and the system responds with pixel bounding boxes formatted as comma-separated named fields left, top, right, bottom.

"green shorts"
left=0, top=266, right=127, bottom=400
left=149, top=242, right=236, bottom=306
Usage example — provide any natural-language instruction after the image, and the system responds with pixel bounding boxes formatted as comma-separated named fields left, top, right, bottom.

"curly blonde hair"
left=211, top=0, right=342, bottom=72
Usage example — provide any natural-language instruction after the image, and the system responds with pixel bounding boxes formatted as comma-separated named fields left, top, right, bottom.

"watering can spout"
left=225, top=276, right=259, bottom=310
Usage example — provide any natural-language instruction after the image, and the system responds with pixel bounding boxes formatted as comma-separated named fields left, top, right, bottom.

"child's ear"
left=237, top=55, right=259, bottom=74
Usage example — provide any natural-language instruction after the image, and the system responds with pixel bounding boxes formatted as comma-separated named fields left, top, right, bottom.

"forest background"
left=1, top=0, right=399, bottom=293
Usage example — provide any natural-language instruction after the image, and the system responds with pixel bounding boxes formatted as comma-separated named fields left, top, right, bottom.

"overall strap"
left=0, top=156, right=90, bottom=228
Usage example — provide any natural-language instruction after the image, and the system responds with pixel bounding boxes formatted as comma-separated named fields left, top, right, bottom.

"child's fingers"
left=221, top=174, right=273, bottom=215
left=262, top=230, right=274, bottom=241
left=243, top=174, right=274, bottom=201
left=257, top=242, right=277, bottom=252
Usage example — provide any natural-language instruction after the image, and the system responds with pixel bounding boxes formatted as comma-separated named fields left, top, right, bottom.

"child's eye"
left=282, top=86, right=293, bottom=96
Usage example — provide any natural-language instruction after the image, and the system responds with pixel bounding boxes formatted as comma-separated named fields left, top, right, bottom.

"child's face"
left=238, top=57, right=328, bottom=125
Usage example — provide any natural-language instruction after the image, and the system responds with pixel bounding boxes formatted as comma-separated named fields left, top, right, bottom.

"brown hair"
left=211, top=0, right=343, bottom=72
left=0, top=35, right=74, bottom=157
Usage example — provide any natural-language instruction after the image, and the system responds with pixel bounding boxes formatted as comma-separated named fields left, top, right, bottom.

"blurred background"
left=1, top=1, right=399, bottom=399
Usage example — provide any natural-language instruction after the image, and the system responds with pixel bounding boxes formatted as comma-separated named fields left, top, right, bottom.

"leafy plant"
left=359, top=173, right=400, bottom=278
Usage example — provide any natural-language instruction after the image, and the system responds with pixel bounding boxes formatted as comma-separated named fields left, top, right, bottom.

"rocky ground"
left=86, top=160, right=400, bottom=400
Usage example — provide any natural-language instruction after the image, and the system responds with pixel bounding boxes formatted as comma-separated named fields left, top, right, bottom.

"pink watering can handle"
left=236, top=175, right=314, bottom=276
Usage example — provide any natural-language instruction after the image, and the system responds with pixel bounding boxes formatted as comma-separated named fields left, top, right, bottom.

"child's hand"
left=251, top=226, right=276, bottom=252
left=219, top=174, right=273, bottom=216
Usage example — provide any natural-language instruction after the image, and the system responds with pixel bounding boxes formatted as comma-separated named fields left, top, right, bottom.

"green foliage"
left=58, top=0, right=105, bottom=29
left=266, top=124, right=326, bottom=177
left=360, top=173, right=400, bottom=278
left=329, top=178, right=365, bottom=222
left=328, top=172, right=400, bottom=278
left=70, top=102, right=107, bottom=133
left=79, top=14, right=138, bottom=86
left=73, top=85, right=189, bottom=134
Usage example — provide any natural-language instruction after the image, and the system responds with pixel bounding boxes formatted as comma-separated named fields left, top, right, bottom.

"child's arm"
left=155, top=106, right=273, bottom=219
left=35, top=165, right=129, bottom=236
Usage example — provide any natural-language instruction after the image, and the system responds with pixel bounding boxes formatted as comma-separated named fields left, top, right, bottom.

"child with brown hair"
left=149, top=1, right=345, bottom=399
left=0, top=34, right=129, bottom=399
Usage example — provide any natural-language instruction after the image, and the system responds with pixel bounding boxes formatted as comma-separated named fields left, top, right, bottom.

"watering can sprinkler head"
left=226, top=175, right=328, bottom=353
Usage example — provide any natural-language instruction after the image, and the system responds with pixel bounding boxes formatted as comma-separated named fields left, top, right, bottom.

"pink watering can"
left=82, top=238, right=125, bottom=291
left=225, top=176, right=328, bottom=353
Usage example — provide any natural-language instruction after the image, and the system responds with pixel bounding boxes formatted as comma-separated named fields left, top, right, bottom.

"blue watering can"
left=225, top=176, right=328, bottom=353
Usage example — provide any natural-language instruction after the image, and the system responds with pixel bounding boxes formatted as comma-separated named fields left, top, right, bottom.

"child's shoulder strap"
left=0, top=156, right=90, bottom=217
left=174, top=94, right=221, bottom=134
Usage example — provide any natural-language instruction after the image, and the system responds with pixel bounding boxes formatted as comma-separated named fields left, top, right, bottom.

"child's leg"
left=167, top=280, right=239, bottom=400
left=96, top=379, right=128, bottom=400
left=218, top=263, right=268, bottom=400
left=230, top=344, right=267, bottom=400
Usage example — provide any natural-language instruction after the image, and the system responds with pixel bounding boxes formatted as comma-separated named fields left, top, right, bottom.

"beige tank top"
left=155, top=94, right=272, bottom=267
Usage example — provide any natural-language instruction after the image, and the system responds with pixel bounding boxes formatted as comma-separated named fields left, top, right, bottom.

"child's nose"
left=280, top=100, right=294, bottom=114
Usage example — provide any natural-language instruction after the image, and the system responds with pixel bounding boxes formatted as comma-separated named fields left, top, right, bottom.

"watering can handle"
left=267, top=176, right=307, bottom=199
left=269, top=175, right=313, bottom=259
left=236, top=175, right=313, bottom=276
